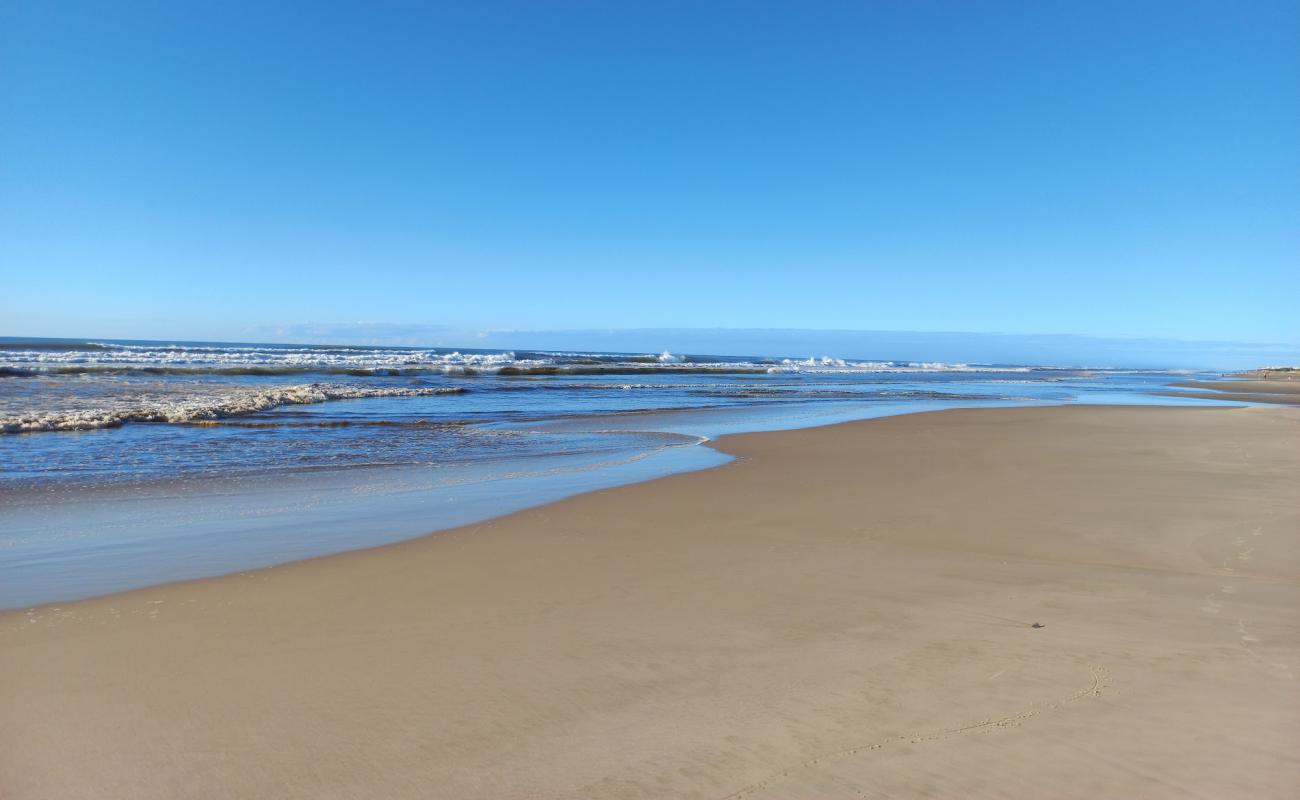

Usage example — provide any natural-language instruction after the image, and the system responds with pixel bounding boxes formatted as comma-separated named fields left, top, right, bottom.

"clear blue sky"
left=3, top=1, right=1297, bottom=350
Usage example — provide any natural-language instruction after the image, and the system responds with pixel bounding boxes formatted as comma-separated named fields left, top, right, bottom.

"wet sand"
left=2, top=405, right=1298, bottom=799
left=1160, top=379, right=1300, bottom=406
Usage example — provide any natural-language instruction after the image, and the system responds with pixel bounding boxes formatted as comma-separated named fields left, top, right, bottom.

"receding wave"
left=183, top=418, right=479, bottom=429
left=2, top=384, right=467, bottom=434
left=695, top=388, right=1009, bottom=401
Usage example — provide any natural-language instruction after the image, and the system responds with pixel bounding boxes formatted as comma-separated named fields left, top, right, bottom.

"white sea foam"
left=1, top=384, right=466, bottom=433
left=0, top=344, right=538, bottom=373
left=0, top=342, right=1056, bottom=436
left=767, top=356, right=1032, bottom=374
left=0, top=342, right=1039, bottom=376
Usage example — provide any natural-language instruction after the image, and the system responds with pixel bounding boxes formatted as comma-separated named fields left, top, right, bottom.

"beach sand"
left=3, top=406, right=1298, bottom=799
left=1161, top=379, right=1300, bottom=406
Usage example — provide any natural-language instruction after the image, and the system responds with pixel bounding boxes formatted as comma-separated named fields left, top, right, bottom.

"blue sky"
left=2, top=1, right=1297, bottom=359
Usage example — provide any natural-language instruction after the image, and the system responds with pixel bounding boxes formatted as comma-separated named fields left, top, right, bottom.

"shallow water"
left=0, top=338, right=1234, bottom=607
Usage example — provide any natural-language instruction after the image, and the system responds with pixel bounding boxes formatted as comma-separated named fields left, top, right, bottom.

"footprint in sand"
left=1236, top=620, right=1260, bottom=644
left=1235, top=622, right=1291, bottom=678
left=1201, top=594, right=1223, bottom=615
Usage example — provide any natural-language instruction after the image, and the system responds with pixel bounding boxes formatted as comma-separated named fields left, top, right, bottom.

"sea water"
left=0, top=337, right=1233, bottom=607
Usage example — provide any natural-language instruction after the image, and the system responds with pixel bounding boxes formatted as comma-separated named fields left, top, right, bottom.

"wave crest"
left=1, top=341, right=1037, bottom=377
left=2, top=384, right=467, bottom=434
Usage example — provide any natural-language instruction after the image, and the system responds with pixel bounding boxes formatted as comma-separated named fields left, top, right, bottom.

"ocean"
left=0, top=337, right=1229, bottom=607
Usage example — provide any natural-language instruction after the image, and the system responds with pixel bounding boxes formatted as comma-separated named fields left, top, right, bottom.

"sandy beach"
left=1162, top=379, right=1300, bottom=406
left=2, top=405, right=1298, bottom=799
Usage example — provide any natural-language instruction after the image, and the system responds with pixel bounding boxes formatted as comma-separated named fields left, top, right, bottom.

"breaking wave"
left=0, top=340, right=1040, bottom=378
left=2, top=384, right=467, bottom=434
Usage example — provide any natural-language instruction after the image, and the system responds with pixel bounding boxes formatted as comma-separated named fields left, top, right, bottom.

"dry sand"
left=2, top=406, right=1298, bottom=799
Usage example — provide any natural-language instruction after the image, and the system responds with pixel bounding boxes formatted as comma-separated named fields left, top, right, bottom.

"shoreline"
left=3, top=404, right=1298, bottom=798
left=0, top=394, right=1244, bottom=611
left=1159, top=379, right=1300, bottom=406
